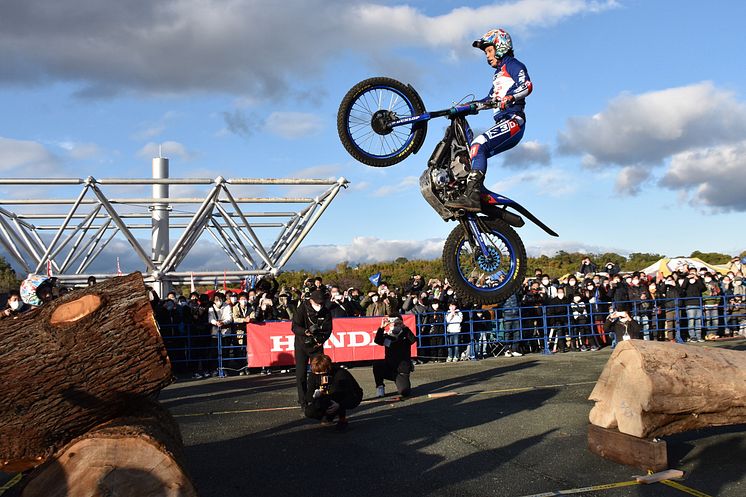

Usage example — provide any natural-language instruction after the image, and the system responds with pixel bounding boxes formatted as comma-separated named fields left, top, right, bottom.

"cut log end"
left=49, top=295, right=102, bottom=325
left=21, top=437, right=197, bottom=497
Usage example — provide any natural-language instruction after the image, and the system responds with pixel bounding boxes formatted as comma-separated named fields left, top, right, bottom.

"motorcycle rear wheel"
left=337, top=77, right=426, bottom=167
left=442, top=218, right=527, bottom=306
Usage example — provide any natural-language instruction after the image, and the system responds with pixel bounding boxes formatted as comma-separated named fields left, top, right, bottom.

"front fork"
left=459, top=215, right=489, bottom=258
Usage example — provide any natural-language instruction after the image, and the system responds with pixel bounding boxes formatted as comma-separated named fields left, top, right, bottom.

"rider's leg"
left=445, top=115, right=525, bottom=211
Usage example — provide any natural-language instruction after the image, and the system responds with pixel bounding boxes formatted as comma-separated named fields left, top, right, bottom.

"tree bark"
left=0, top=272, right=173, bottom=472
left=21, top=401, right=197, bottom=497
left=588, top=340, right=746, bottom=438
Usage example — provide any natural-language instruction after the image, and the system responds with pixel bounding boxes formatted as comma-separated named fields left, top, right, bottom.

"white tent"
left=640, top=257, right=728, bottom=277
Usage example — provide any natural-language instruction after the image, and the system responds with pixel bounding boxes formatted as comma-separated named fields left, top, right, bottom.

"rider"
left=446, top=28, right=533, bottom=212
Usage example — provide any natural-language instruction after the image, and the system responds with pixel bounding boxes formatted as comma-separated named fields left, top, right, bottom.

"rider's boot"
left=445, top=170, right=484, bottom=212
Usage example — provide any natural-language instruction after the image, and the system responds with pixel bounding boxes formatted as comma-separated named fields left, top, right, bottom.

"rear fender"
left=481, top=192, right=559, bottom=237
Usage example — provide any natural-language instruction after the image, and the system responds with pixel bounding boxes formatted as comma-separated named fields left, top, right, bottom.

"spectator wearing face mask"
left=373, top=315, right=417, bottom=398
left=572, top=292, right=597, bottom=351
left=275, top=290, right=296, bottom=320
left=401, top=292, right=427, bottom=315
left=681, top=271, right=706, bottom=342
left=538, top=275, right=557, bottom=299
left=660, top=275, right=683, bottom=342
left=720, top=275, right=735, bottom=335
left=604, top=261, right=621, bottom=276
left=565, top=276, right=579, bottom=298
left=232, top=292, right=253, bottom=358
left=207, top=292, right=234, bottom=377
left=362, top=290, right=390, bottom=317
left=728, top=279, right=746, bottom=337
left=292, top=289, right=332, bottom=407
left=326, top=286, right=350, bottom=318
left=701, top=273, right=722, bottom=339
left=547, top=287, right=570, bottom=353
left=419, top=298, right=446, bottom=362
left=626, top=273, right=645, bottom=319
left=579, top=257, right=597, bottom=276
left=1, top=290, right=27, bottom=320
left=604, top=310, right=642, bottom=347
left=501, top=290, right=523, bottom=357
left=444, top=301, right=463, bottom=362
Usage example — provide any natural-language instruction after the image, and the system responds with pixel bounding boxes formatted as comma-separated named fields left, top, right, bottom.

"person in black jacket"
left=305, top=354, right=363, bottom=430
left=681, top=271, right=706, bottom=342
left=603, top=310, right=642, bottom=347
left=292, top=290, right=333, bottom=407
left=373, top=315, right=417, bottom=398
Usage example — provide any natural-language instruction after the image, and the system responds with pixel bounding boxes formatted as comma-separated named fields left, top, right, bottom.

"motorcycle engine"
left=430, top=168, right=450, bottom=190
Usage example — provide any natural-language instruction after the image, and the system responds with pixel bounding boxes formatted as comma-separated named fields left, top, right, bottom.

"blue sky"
left=0, top=0, right=744, bottom=275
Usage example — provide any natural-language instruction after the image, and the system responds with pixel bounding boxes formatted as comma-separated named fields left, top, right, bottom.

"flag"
left=116, top=257, right=123, bottom=276
left=368, top=272, right=382, bottom=287
left=46, top=260, right=53, bottom=277
left=190, top=272, right=196, bottom=293
left=223, top=270, right=227, bottom=292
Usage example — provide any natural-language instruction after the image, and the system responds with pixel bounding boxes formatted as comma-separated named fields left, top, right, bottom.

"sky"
left=0, top=0, right=744, bottom=276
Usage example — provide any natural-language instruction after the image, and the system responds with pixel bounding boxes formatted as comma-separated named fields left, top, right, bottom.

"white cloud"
left=264, top=112, right=324, bottom=139
left=525, top=239, right=628, bottom=258
left=500, top=140, right=551, bottom=168
left=488, top=168, right=576, bottom=197
left=137, top=141, right=193, bottom=161
left=659, top=141, right=746, bottom=212
left=57, top=141, right=102, bottom=160
left=558, top=82, right=746, bottom=167
left=558, top=82, right=746, bottom=196
left=285, top=236, right=445, bottom=270
left=0, top=136, right=59, bottom=174
left=0, top=0, right=617, bottom=98
left=372, top=176, right=420, bottom=197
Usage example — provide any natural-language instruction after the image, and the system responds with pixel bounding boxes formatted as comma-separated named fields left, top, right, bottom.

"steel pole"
left=152, top=156, right=170, bottom=297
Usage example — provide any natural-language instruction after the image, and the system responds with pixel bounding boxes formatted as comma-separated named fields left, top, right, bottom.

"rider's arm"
left=504, top=59, right=533, bottom=102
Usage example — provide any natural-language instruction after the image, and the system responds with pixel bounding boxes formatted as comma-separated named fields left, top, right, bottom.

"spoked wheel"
left=337, top=77, right=426, bottom=167
left=443, top=218, right=527, bottom=306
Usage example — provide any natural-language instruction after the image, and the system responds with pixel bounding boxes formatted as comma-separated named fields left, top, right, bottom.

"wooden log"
left=588, top=340, right=746, bottom=438
left=587, top=424, right=668, bottom=472
left=0, top=272, right=172, bottom=472
left=21, top=401, right=198, bottom=497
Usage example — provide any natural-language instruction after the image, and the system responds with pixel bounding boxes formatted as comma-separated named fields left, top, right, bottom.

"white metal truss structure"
left=0, top=169, right=347, bottom=291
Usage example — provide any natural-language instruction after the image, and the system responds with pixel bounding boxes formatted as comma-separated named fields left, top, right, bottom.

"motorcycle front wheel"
left=337, top=77, right=426, bottom=167
left=442, top=218, right=527, bottom=306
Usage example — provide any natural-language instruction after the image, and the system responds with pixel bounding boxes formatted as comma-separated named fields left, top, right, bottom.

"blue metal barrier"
left=157, top=294, right=745, bottom=376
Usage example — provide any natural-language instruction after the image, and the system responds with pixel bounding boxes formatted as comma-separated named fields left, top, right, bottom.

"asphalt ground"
left=162, top=340, right=745, bottom=497
left=2, top=340, right=744, bottom=497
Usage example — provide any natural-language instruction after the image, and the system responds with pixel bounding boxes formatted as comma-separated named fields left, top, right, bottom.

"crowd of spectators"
left=2, top=255, right=744, bottom=378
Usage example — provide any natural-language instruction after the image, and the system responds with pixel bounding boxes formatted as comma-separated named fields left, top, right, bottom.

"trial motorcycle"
left=337, top=77, right=558, bottom=305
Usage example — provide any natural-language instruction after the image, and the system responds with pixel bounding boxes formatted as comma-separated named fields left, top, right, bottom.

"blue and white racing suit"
left=470, top=55, right=533, bottom=173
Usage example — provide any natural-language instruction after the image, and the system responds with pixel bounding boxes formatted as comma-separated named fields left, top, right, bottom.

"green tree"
left=689, top=251, right=733, bottom=265
left=0, top=256, right=20, bottom=293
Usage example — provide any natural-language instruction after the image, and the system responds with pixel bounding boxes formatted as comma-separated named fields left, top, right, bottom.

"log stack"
left=0, top=272, right=197, bottom=496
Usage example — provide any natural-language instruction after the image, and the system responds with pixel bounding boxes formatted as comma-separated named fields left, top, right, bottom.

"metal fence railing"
left=158, top=295, right=746, bottom=376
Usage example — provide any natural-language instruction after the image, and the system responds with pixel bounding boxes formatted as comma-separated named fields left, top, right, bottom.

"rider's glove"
left=498, top=95, right=515, bottom=111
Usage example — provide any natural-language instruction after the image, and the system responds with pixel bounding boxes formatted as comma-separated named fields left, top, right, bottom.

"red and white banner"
left=246, top=315, right=417, bottom=368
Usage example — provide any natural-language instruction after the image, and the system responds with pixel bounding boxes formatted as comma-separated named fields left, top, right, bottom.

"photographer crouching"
left=292, top=289, right=333, bottom=408
left=305, top=355, right=363, bottom=430
left=373, top=315, right=416, bottom=398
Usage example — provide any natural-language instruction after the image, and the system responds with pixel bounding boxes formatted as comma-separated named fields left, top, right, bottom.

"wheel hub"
left=475, top=247, right=501, bottom=272
left=371, top=110, right=395, bottom=135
